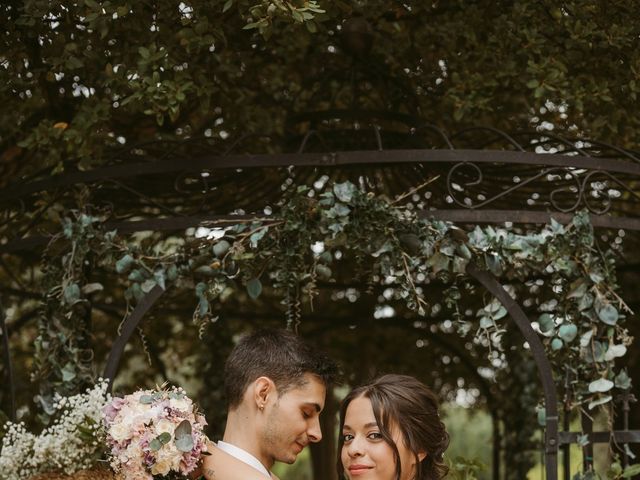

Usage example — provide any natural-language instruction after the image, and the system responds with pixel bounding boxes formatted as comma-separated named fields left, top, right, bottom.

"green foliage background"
left=2, top=1, right=640, bottom=479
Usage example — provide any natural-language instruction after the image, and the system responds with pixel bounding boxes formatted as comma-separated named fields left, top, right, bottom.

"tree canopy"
left=2, top=0, right=640, bottom=178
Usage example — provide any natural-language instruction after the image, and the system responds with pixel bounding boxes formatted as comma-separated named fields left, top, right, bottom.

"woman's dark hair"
left=337, top=374, right=450, bottom=480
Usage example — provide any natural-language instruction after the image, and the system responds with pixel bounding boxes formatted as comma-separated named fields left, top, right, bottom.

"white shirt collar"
left=217, top=440, right=271, bottom=478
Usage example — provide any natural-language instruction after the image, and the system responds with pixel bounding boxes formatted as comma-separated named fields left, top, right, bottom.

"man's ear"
left=253, top=376, right=276, bottom=409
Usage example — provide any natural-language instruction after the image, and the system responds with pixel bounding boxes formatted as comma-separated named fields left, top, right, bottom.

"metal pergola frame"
left=2, top=130, right=640, bottom=479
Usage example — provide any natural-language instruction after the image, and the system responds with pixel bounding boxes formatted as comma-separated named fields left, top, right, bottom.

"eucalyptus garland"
left=40, top=181, right=632, bottom=422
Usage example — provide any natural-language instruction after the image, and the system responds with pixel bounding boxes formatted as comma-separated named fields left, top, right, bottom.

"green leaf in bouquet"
left=139, top=394, right=154, bottom=404
left=150, top=432, right=172, bottom=451
left=175, top=419, right=194, bottom=452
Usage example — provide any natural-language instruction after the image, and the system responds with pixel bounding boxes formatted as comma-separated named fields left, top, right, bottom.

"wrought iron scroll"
left=103, top=284, right=166, bottom=391
left=466, top=262, right=559, bottom=480
left=0, top=297, right=16, bottom=421
left=446, top=162, right=640, bottom=215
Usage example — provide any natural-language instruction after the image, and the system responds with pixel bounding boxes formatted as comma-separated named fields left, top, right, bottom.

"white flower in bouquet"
left=103, top=386, right=208, bottom=479
left=0, top=379, right=110, bottom=480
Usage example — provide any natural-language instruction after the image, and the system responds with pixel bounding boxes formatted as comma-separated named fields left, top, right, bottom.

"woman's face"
left=341, top=395, right=417, bottom=480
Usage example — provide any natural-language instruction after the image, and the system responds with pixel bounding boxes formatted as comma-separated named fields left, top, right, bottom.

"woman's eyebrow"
left=343, top=422, right=379, bottom=431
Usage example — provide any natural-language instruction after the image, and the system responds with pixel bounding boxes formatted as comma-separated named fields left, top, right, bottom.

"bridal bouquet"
left=102, top=386, right=208, bottom=479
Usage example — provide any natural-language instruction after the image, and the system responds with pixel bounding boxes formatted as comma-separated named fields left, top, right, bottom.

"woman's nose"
left=347, top=437, right=364, bottom=457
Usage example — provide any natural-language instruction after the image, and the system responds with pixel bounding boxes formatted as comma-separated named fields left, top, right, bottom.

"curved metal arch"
left=3, top=149, right=640, bottom=205
left=103, top=284, right=166, bottom=392
left=466, top=262, right=559, bottom=480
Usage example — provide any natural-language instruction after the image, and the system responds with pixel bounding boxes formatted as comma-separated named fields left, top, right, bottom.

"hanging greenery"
left=37, top=180, right=633, bottom=421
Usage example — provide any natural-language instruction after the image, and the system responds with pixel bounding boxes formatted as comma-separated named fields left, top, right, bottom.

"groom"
left=204, top=328, right=337, bottom=477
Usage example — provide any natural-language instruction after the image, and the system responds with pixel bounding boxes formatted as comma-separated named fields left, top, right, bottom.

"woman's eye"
left=302, top=411, right=310, bottom=419
left=342, top=433, right=354, bottom=442
left=367, top=432, right=383, bottom=440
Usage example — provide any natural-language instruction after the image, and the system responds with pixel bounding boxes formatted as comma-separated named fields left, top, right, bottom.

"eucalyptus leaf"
left=81, top=283, right=104, bottom=295
left=538, top=313, right=555, bottom=333
left=63, top=283, right=81, bottom=305
left=588, top=395, right=612, bottom=410
left=597, top=304, right=619, bottom=325
left=551, top=338, right=563, bottom=351
left=427, top=252, right=449, bottom=273
left=174, top=420, right=194, bottom=452
left=213, top=240, right=231, bottom=257
left=141, top=279, right=157, bottom=293
left=484, top=253, right=503, bottom=276
left=456, top=243, right=472, bottom=260
left=166, top=264, right=178, bottom=281
left=579, top=329, right=594, bottom=347
left=558, top=324, right=578, bottom=343
left=128, top=269, right=147, bottom=282
left=536, top=407, right=546, bottom=426
left=479, top=317, right=493, bottom=329
left=615, top=369, right=632, bottom=390
left=154, top=269, right=166, bottom=290
left=61, top=363, right=76, bottom=382
left=371, top=241, right=393, bottom=258
left=333, top=182, right=357, bottom=203
left=247, top=278, right=262, bottom=299
left=198, top=297, right=209, bottom=316
left=315, top=264, right=332, bottom=280
left=588, top=378, right=614, bottom=393
left=249, top=228, right=267, bottom=248
left=604, top=344, right=626, bottom=361
left=566, top=280, right=587, bottom=299
left=115, top=254, right=135, bottom=274
left=139, top=394, right=154, bottom=404
left=329, top=203, right=351, bottom=218
left=578, top=293, right=594, bottom=311
left=150, top=431, right=172, bottom=452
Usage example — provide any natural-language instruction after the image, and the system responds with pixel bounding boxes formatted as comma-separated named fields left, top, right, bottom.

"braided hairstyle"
left=337, top=374, right=450, bottom=480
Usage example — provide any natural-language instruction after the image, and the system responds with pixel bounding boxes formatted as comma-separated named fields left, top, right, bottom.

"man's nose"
left=307, top=416, right=322, bottom=443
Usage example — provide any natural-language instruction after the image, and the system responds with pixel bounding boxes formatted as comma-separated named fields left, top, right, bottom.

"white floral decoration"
left=0, top=379, right=111, bottom=479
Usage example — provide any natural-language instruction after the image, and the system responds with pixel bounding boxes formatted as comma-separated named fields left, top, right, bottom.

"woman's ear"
left=417, top=451, right=427, bottom=463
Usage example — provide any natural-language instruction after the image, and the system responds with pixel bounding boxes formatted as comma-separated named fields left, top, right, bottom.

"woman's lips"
left=348, top=464, right=373, bottom=475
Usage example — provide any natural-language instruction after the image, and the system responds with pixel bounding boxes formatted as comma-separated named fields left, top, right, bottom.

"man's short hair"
left=224, top=329, right=337, bottom=409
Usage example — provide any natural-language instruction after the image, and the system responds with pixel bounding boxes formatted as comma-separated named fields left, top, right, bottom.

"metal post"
left=563, top=369, right=572, bottom=479
left=620, top=391, right=637, bottom=468
left=581, top=412, right=593, bottom=472
left=466, top=263, right=559, bottom=480
left=103, top=285, right=165, bottom=391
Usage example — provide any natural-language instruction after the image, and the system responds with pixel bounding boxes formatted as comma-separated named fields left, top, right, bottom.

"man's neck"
left=223, top=409, right=273, bottom=472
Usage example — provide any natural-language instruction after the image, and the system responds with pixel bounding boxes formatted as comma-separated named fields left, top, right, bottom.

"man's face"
left=260, top=373, right=326, bottom=465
